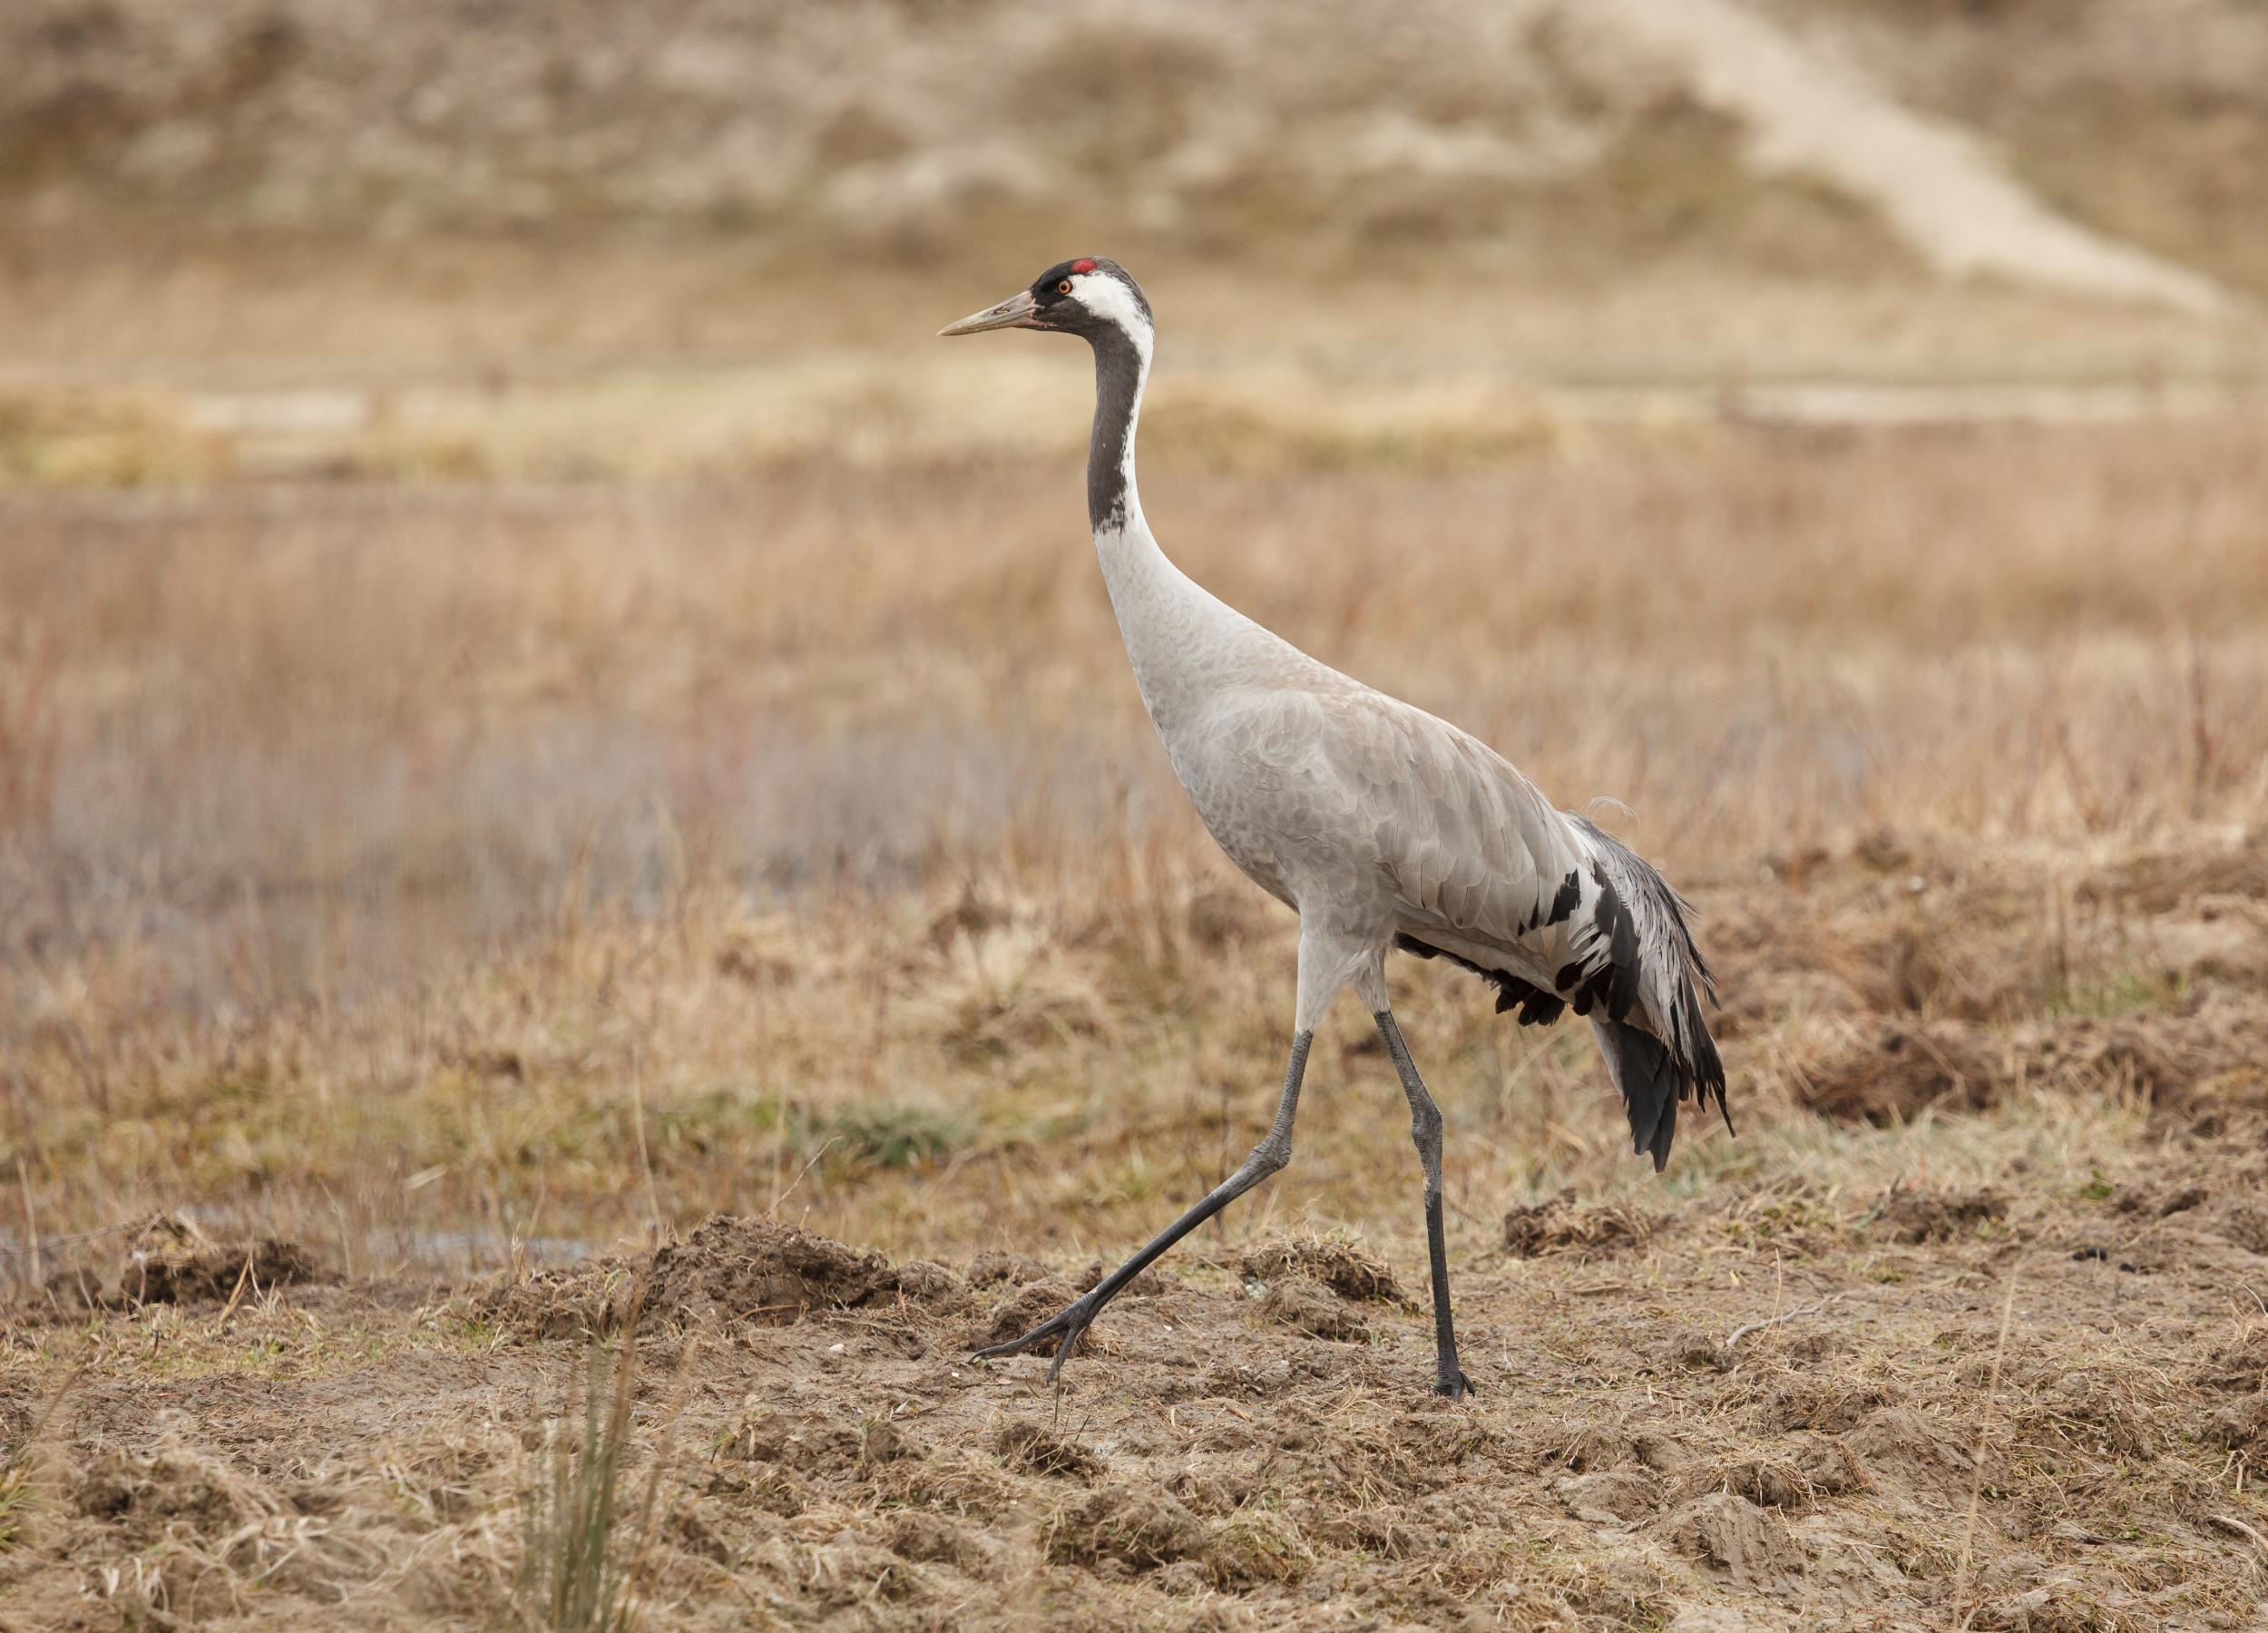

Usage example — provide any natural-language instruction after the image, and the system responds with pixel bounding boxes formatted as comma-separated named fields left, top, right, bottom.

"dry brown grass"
left=4, top=416, right=2267, bottom=1261
left=3, top=403, right=2267, bottom=1626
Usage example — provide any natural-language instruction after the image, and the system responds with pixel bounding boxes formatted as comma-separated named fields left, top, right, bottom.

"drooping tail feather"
left=1591, top=1019, right=1685, bottom=1172
left=1567, top=817, right=1732, bottom=1166
left=1397, top=817, right=1732, bottom=1170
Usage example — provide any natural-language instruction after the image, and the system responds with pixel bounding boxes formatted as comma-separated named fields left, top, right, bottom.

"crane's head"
left=938, top=259, right=1152, bottom=352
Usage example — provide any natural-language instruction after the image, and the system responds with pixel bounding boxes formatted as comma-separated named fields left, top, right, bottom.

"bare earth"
left=10, top=1138, right=2268, bottom=1629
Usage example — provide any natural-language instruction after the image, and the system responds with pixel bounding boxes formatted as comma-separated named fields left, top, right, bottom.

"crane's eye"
left=1057, top=279, right=1073, bottom=295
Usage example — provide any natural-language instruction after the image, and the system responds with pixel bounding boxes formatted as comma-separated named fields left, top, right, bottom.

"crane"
left=941, top=259, right=1729, bottom=1398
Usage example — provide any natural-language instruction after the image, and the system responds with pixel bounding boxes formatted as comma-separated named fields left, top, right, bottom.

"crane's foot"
left=1434, top=1363, right=1477, bottom=1402
left=973, top=1292, right=1102, bottom=1385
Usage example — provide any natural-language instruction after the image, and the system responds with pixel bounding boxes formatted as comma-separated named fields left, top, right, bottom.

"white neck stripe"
left=1070, top=273, right=1154, bottom=373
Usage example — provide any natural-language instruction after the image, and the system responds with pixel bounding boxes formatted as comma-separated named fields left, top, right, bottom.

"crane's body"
left=1109, top=541, right=1666, bottom=1052
left=943, top=259, right=1728, bottom=1397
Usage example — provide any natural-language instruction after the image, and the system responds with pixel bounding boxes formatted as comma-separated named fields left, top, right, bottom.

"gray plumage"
left=943, top=259, right=1729, bottom=1396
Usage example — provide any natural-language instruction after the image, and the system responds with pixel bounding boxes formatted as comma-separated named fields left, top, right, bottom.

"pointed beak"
left=938, top=288, right=1041, bottom=337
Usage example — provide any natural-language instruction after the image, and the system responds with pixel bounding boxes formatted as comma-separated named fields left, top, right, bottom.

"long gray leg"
left=974, top=1032, right=1313, bottom=1384
left=1375, top=1010, right=1473, bottom=1399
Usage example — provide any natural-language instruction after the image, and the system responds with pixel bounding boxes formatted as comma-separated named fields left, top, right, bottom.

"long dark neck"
left=1086, top=323, right=1147, bottom=534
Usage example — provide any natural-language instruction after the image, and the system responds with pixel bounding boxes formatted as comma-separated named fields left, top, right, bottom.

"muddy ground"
left=7, top=1146, right=2268, bottom=1631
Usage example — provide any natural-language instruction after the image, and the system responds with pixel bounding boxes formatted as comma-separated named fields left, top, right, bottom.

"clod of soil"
left=1074, top=1258, right=1168, bottom=1298
left=647, top=1216, right=893, bottom=1324
left=1041, top=1485, right=1207, bottom=1571
left=1843, top=1406, right=1983, bottom=1499
left=1677, top=1491, right=1807, bottom=1587
left=1879, top=1187, right=2008, bottom=1244
left=860, top=1419, right=924, bottom=1464
left=67, top=1440, right=377, bottom=1623
left=800, top=1541, right=925, bottom=1609
left=1258, top=1278, right=1373, bottom=1342
left=967, top=1250, right=1051, bottom=1286
left=2116, top=1181, right=2209, bottom=1217
left=665, top=1506, right=736, bottom=1566
left=1502, top=1188, right=1659, bottom=1259
left=477, top=1263, right=628, bottom=1339
left=2211, top=1197, right=2268, bottom=1257
left=1791, top=1433, right=1871, bottom=1497
left=718, top=1408, right=861, bottom=1472
left=2021, top=1368, right=2166, bottom=1459
left=478, top=1216, right=965, bottom=1336
left=1716, top=1433, right=1870, bottom=1508
left=876, top=1258, right=970, bottom=1309
left=1755, top=1372, right=1907, bottom=1435
left=1201, top=1509, right=1315, bottom=1588
left=2019, top=994, right=2268, bottom=1124
left=885, top=1511, right=989, bottom=1572
left=2211, top=1397, right=2268, bottom=1458
left=1540, top=1417, right=1636, bottom=1472
left=1714, top=1453, right=1811, bottom=1511
left=1969, top=1558, right=2107, bottom=1630
left=996, top=1421, right=1101, bottom=1480
left=1557, top=1467, right=1665, bottom=1523
left=980, top=1278, right=1090, bottom=1353
left=1302, top=1509, right=1422, bottom=1560
left=2196, top=1328, right=2268, bottom=1393
left=1794, top=1022, right=2000, bottom=1122
left=1237, top=1233, right=1408, bottom=1305
left=2038, top=1015, right=2194, bottom=1099
left=51, top=1215, right=324, bottom=1308
left=76, top=1446, right=266, bottom=1538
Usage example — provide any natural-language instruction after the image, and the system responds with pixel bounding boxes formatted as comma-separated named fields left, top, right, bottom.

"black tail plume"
left=1592, top=1020, right=1685, bottom=1171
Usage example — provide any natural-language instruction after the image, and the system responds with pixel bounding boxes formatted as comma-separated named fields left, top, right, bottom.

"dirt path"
left=1571, top=0, right=2232, bottom=315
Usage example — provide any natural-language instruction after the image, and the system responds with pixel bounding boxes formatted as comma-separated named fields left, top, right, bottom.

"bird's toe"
left=972, top=1317, right=1064, bottom=1360
left=970, top=1329, right=1043, bottom=1360
left=973, top=1296, right=1100, bottom=1367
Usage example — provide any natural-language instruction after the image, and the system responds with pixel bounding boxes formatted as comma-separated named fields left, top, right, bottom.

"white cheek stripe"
left=1070, top=272, right=1155, bottom=373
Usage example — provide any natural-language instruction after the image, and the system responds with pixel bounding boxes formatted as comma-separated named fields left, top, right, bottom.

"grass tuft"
left=514, top=1288, right=686, bottom=1633
left=817, top=1102, right=970, bottom=1171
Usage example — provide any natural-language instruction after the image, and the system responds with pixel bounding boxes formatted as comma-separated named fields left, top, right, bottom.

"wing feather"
left=1320, top=692, right=1731, bottom=1162
left=1320, top=692, right=1585, bottom=951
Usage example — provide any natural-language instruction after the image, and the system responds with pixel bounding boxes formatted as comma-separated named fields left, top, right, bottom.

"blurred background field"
left=5, top=5, right=2268, bottom=1627
left=9, top=421, right=2268, bottom=1265
left=4, top=0, right=2268, bottom=484
left=7, top=0, right=2266, bottom=1252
